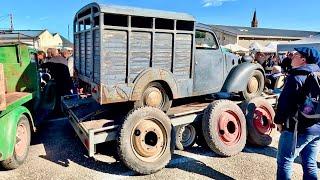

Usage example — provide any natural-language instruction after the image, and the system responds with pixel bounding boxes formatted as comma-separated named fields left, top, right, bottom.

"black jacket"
left=41, top=62, right=73, bottom=96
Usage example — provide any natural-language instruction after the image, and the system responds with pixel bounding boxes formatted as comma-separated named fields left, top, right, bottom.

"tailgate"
left=61, top=95, right=129, bottom=156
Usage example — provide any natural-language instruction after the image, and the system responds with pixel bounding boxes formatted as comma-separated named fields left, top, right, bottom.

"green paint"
left=0, top=43, right=40, bottom=162
left=0, top=106, right=32, bottom=161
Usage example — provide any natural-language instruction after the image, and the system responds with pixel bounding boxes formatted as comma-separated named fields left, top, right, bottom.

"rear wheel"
left=134, top=82, right=172, bottom=112
left=117, top=107, right=173, bottom=174
left=1, top=115, right=31, bottom=169
left=242, top=70, right=264, bottom=100
left=241, top=97, right=276, bottom=146
left=175, top=124, right=197, bottom=150
left=202, top=100, right=246, bottom=156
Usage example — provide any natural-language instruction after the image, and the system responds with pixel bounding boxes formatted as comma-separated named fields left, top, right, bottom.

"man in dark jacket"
left=275, top=47, right=320, bottom=179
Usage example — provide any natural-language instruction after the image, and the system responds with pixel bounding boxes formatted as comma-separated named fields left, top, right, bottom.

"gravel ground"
left=1, top=117, right=319, bottom=180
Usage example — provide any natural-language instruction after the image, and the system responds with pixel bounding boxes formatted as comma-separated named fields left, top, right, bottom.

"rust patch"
left=0, top=64, right=6, bottom=110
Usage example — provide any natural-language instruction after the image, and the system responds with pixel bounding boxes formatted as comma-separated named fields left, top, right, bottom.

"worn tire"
left=241, top=97, right=276, bottom=146
left=134, top=82, right=172, bottom=112
left=202, top=100, right=246, bottom=157
left=117, top=107, right=174, bottom=174
left=241, top=70, right=265, bottom=100
left=175, top=124, right=197, bottom=150
left=1, top=115, right=31, bottom=170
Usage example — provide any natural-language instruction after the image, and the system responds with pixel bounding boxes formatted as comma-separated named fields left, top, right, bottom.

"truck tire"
left=175, top=124, right=196, bottom=150
left=134, top=82, right=172, bottom=112
left=117, top=107, right=174, bottom=174
left=1, top=115, right=31, bottom=170
left=242, top=70, right=264, bottom=100
left=202, top=100, right=246, bottom=157
left=241, top=97, right=276, bottom=146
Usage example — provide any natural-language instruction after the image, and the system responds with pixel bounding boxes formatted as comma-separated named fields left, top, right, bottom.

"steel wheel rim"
left=247, top=76, right=259, bottom=94
left=15, top=123, right=28, bottom=157
left=179, top=125, right=196, bottom=148
left=253, top=106, right=273, bottom=134
left=217, top=110, right=242, bottom=146
left=143, top=87, right=164, bottom=108
left=131, top=118, right=167, bottom=162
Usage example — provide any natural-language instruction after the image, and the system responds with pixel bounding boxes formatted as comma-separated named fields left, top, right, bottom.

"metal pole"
left=9, top=14, right=14, bottom=31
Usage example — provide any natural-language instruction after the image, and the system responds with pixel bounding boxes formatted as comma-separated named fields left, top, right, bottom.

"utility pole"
left=9, top=13, right=14, bottom=31
left=68, top=24, right=70, bottom=40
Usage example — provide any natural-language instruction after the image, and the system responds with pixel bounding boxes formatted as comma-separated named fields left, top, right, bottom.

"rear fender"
left=131, top=68, right=179, bottom=100
left=221, top=63, right=264, bottom=93
left=0, top=106, right=32, bottom=161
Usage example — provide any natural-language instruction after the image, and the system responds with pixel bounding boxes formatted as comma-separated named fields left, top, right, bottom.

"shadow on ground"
left=30, top=118, right=235, bottom=178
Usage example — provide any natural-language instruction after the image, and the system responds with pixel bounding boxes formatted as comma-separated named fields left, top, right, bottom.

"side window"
left=195, top=30, right=218, bottom=49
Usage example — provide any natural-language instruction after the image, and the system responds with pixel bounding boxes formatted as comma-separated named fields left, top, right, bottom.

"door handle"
left=195, top=61, right=198, bottom=65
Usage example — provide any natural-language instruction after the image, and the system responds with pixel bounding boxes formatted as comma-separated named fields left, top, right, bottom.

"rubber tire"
left=117, top=107, right=174, bottom=175
left=241, top=97, right=276, bottom=146
left=202, top=100, right=247, bottom=157
left=175, top=124, right=197, bottom=150
left=1, top=115, right=31, bottom=170
left=241, top=70, right=265, bottom=100
left=134, top=82, right=172, bottom=112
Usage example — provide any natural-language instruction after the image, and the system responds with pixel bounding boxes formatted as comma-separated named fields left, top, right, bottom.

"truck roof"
left=76, top=3, right=195, bottom=22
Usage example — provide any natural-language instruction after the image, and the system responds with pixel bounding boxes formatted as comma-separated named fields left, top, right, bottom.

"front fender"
left=221, top=62, right=264, bottom=93
left=0, top=106, right=32, bottom=161
left=131, top=68, right=179, bottom=100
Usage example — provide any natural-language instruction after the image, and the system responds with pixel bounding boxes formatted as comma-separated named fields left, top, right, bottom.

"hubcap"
left=179, top=125, right=196, bottom=147
left=131, top=118, right=167, bottom=162
left=15, top=123, right=28, bottom=157
left=253, top=106, right=273, bottom=134
left=143, top=87, right=163, bottom=108
left=218, top=111, right=242, bottom=146
left=247, top=77, right=259, bottom=93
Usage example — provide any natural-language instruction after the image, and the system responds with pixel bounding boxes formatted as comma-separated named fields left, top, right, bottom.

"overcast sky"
left=1, top=0, right=319, bottom=41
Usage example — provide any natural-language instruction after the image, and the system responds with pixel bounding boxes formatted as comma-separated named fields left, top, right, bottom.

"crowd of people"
left=32, top=47, right=76, bottom=125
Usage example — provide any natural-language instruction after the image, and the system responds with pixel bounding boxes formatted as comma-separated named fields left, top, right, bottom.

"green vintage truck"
left=0, top=43, right=41, bottom=169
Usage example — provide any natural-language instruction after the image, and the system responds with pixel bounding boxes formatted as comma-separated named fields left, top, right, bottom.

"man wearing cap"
left=275, top=47, right=320, bottom=179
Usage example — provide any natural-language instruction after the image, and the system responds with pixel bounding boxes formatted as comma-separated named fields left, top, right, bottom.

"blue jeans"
left=277, top=131, right=320, bottom=180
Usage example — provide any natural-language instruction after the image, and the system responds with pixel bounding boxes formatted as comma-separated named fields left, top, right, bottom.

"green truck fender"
left=0, top=106, right=33, bottom=161
left=221, top=62, right=265, bottom=93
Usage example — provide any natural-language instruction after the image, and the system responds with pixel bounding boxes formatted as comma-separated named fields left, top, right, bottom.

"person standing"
left=275, top=47, right=320, bottom=179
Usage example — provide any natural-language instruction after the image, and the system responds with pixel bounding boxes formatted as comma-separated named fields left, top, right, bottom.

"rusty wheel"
left=117, top=107, right=173, bottom=174
left=1, top=114, right=31, bottom=170
left=131, top=118, right=167, bottom=162
left=242, top=70, right=264, bottom=100
left=202, top=100, right=246, bottom=157
left=135, top=82, right=172, bottom=112
left=241, top=97, right=276, bottom=146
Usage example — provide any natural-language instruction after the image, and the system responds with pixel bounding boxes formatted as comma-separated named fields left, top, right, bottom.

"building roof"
left=212, top=25, right=320, bottom=38
left=7, top=30, right=45, bottom=38
left=60, top=35, right=73, bottom=48
left=76, top=3, right=195, bottom=21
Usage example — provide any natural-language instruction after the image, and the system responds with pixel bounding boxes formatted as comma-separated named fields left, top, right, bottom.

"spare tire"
left=202, top=100, right=246, bottom=157
left=241, top=97, right=276, bottom=146
left=117, top=107, right=174, bottom=175
left=175, top=123, right=197, bottom=150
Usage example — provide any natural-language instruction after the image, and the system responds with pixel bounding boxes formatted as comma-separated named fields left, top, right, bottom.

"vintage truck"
left=62, top=3, right=274, bottom=175
left=0, top=43, right=40, bottom=169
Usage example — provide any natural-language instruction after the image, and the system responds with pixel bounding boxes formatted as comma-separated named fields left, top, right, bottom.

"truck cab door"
left=193, top=30, right=224, bottom=94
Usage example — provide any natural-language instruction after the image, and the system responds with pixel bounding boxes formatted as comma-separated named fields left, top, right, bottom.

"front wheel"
left=241, top=70, right=265, bottom=100
left=1, top=115, right=31, bottom=169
